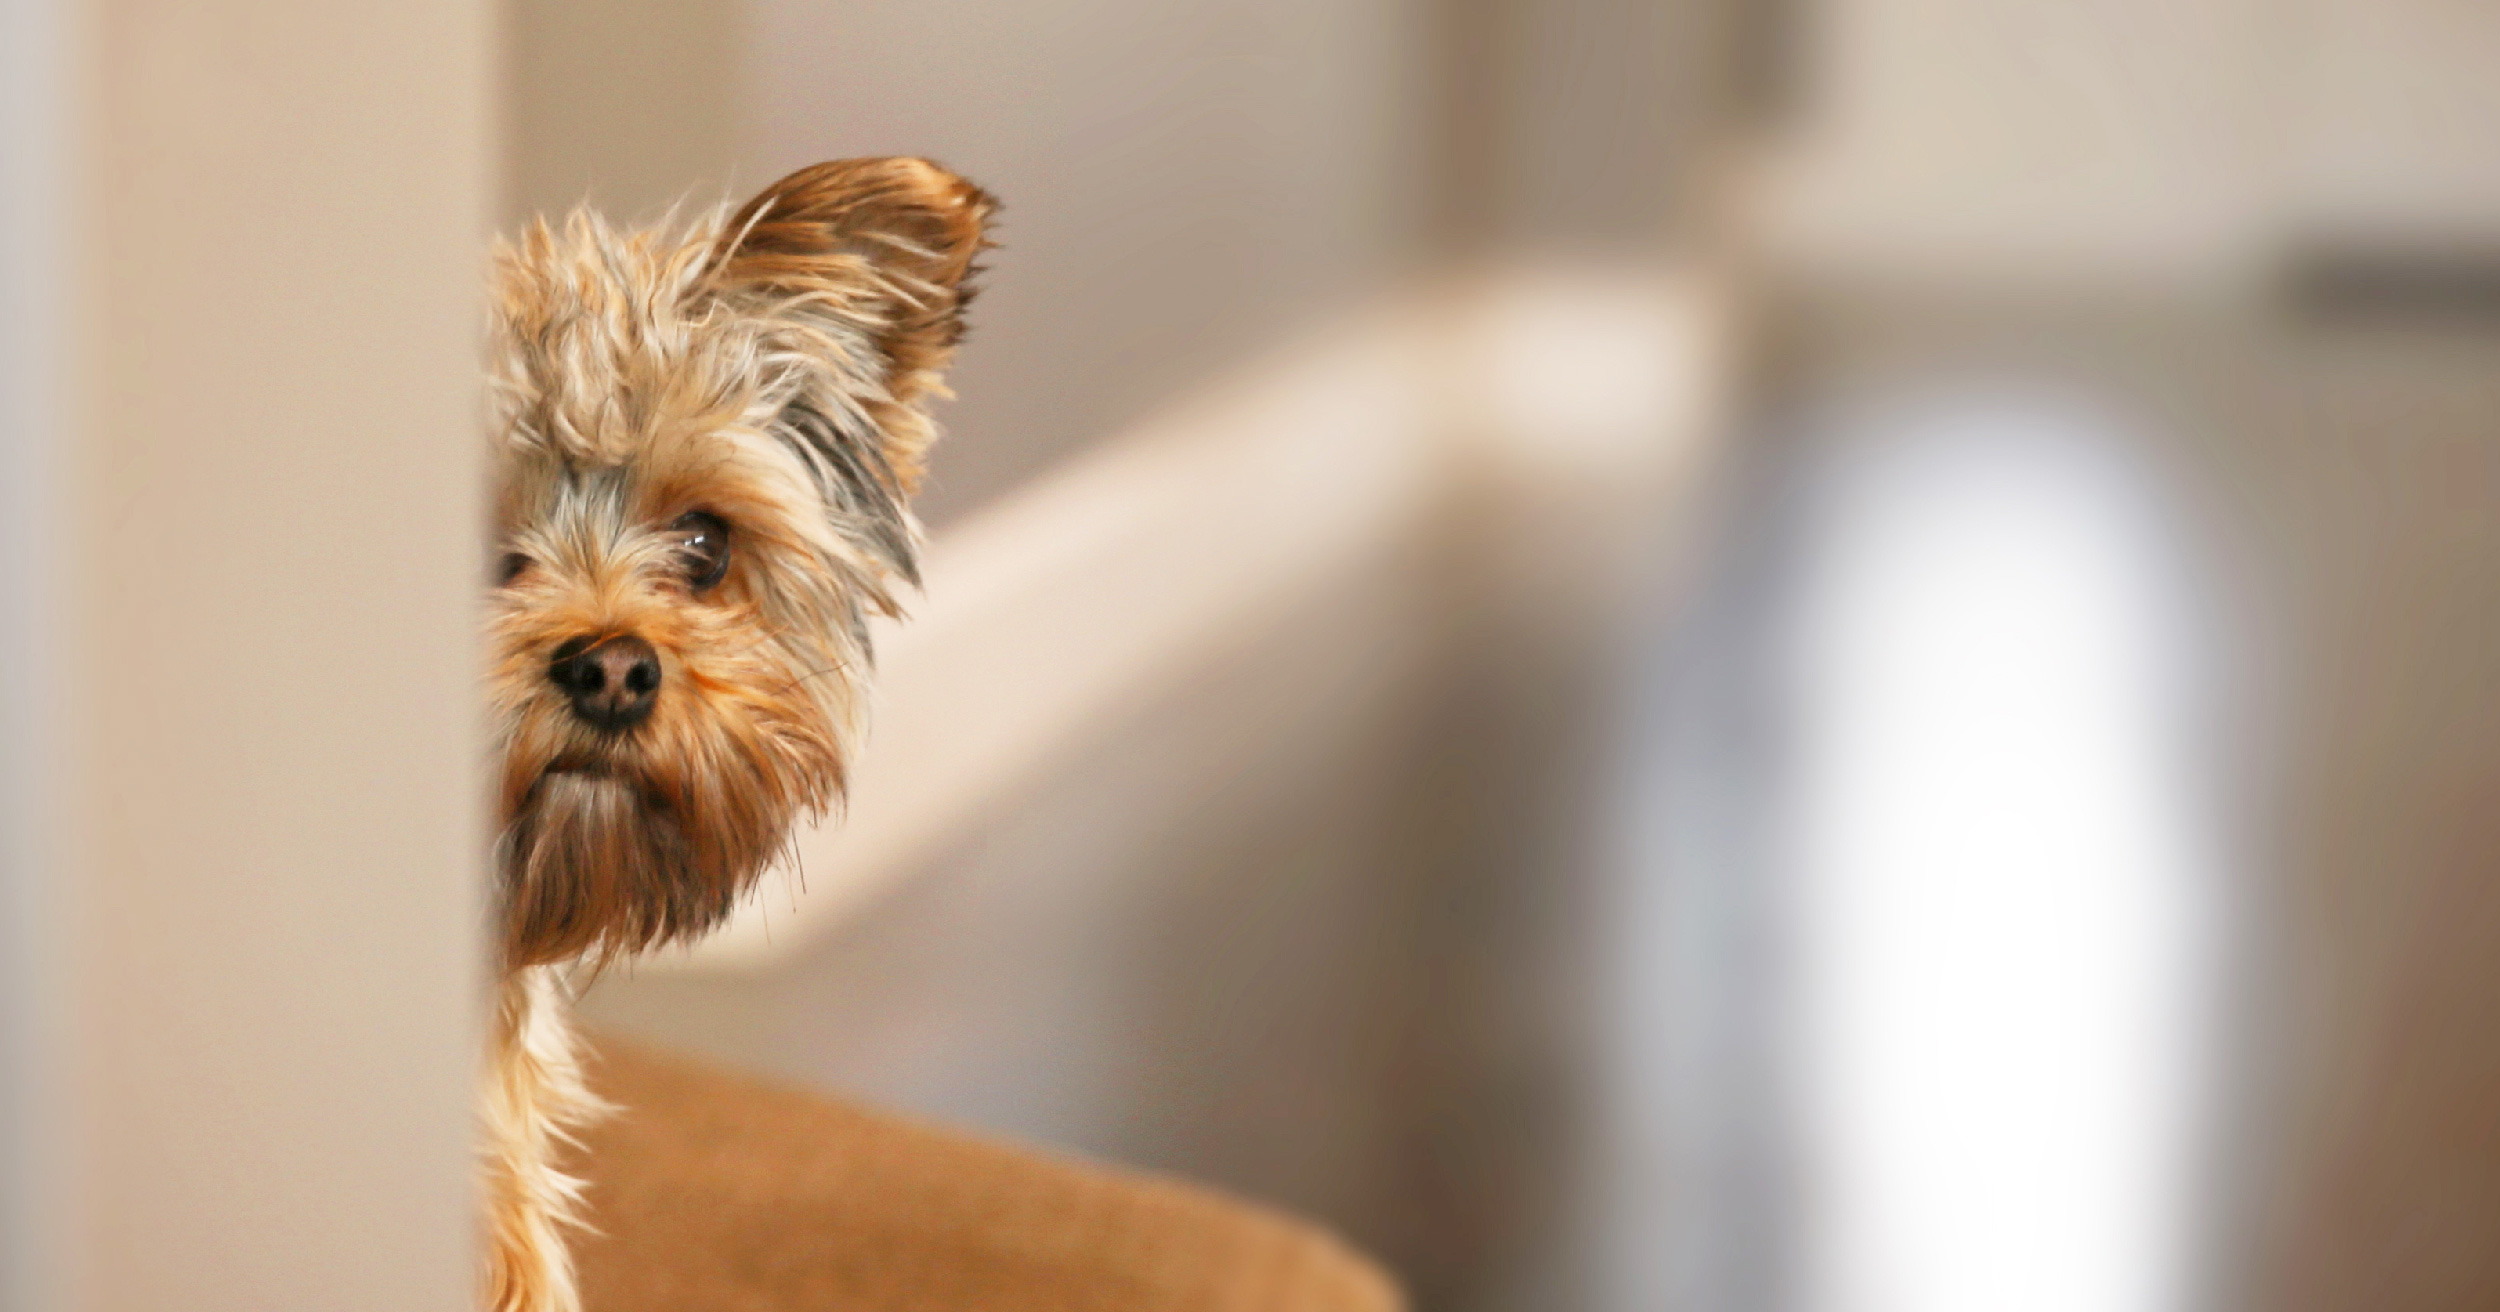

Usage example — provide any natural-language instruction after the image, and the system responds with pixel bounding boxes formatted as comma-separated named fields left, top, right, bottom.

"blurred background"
left=14, top=0, right=2500, bottom=1308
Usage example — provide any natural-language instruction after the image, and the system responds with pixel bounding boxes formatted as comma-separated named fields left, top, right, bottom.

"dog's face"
left=483, top=158, right=991, bottom=969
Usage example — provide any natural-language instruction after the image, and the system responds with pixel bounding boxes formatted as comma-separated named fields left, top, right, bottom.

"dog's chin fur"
left=498, top=714, right=822, bottom=969
left=503, top=770, right=705, bottom=968
left=477, top=156, right=992, bottom=1312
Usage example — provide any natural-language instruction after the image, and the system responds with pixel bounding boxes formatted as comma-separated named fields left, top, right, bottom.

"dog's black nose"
left=549, top=634, right=661, bottom=732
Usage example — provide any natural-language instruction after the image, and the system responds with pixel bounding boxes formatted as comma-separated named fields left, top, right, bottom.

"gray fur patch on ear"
left=776, top=396, right=920, bottom=586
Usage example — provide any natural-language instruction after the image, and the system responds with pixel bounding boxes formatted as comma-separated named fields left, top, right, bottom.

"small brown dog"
left=479, top=157, right=993, bottom=1312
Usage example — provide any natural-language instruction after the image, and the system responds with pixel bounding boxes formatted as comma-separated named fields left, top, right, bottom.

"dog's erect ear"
left=707, top=157, right=994, bottom=500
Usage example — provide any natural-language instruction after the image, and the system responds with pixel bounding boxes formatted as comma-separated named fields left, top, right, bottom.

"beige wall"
left=4, top=1, right=492, bottom=1307
left=2291, top=0, right=2500, bottom=241
left=1751, top=0, right=2275, bottom=286
left=502, top=0, right=743, bottom=225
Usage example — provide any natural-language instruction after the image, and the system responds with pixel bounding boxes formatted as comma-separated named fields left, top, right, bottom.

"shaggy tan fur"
left=479, top=157, right=993, bottom=1312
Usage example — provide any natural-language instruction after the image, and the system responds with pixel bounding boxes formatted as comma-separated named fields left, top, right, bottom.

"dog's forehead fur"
left=494, top=214, right=739, bottom=462
left=486, top=207, right=920, bottom=591
left=488, top=212, right=866, bottom=463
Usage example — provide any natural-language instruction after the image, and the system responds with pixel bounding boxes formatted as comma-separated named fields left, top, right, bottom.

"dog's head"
left=484, top=158, right=992, bottom=969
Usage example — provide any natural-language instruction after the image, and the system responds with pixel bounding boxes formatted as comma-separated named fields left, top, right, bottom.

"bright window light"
left=1788, top=392, right=2213, bottom=1312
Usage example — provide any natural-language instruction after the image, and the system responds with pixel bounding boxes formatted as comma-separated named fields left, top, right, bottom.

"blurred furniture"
left=575, top=1037, right=1403, bottom=1312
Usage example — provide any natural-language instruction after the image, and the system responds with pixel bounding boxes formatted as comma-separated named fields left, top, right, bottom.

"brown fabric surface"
left=572, top=1037, right=1405, bottom=1312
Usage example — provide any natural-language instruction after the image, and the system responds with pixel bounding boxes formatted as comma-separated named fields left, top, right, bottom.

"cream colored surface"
left=651, top=269, right=1728, bottom=974
left=1748, top=0, right=2275, bottom=286
left=1750, top=0, right=2500, bottom=284
left=23, top=2, right=493, bottom=1308
left=2289, top=0, right=2500, bottom=240
left=502, top=0, right=742, bottom=226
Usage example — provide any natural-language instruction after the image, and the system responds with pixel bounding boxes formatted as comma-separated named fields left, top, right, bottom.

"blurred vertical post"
left=2, top=1, right=492, bottom=1309
left=0, top=0, right=70, bottom=1306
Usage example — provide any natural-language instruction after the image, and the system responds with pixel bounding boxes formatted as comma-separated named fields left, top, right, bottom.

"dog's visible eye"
left=669, top=511, right=732, bottom=591
left=496, top=552, right=532, bottom=587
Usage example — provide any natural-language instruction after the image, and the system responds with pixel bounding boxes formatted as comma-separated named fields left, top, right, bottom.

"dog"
left=479, top=156, right=993, bottom=1312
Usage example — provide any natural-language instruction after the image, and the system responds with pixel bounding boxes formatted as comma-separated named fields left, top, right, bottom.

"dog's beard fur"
left=483, top=158, right=992, bottom=970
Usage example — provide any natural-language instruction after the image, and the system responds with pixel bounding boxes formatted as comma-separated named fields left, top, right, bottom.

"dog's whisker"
left=766, top=662, right=858, bottom=699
